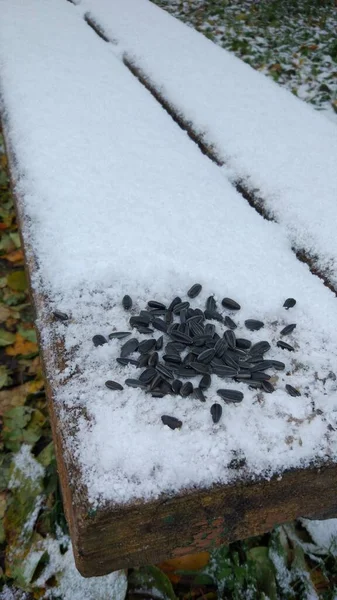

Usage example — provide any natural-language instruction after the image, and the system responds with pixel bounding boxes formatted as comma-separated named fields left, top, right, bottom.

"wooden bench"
left=1, top=0, right=337, bottom=578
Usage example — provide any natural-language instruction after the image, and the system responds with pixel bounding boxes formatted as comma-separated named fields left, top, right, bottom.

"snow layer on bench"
left=82, top=0, right=337, bottom=288
left=1, top=0, right=337, bottom=506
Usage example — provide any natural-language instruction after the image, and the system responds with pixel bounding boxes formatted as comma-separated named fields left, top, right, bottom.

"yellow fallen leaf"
left=4, top=249, right=24, bottom=263
left=28, top=379, right=45, bottom=394
left=0, top=382, right=31, bottom=415
left=6, top=333, right=38, bottom=356
left=158, top=552, right=210, bottom=583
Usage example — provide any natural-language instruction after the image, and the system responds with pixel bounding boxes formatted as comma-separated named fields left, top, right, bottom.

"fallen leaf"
left=0, top=382, right=32, bottom=415
left=28, top=379, right=45, bottom=394
left=0, top=305, right=11, bottom=322
left=4, top=249, right=24, bottom=263
left=158, top=552, right=210, bottom=583
left=6, top=333, right=38, bottom=356
left=7, top=271, right=27, bottom=292
left=0, top=328, right=16, bottom=346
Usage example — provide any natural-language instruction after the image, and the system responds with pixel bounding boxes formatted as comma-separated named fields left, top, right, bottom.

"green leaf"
left=7, top=271, right=27, bottom=292
left=0, top=364, right=13, bottom=388
left=17, top=325, right=37, bottom=344
left=2, top=406, right=44, bottom=451
left=0, top=328, right=16, bottom=346
left=37, top=442, right=55, bottom=467
left=129, top=566, right=176, bottom=600
left=9, top=232, right=21, bottom=249
left=247, top=546, right=277, bottom=600
left=0, top=453, right=13, bottom=491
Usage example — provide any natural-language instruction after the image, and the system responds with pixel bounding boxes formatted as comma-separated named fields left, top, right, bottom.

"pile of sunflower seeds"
left=54, top=285, right=300, bottom=429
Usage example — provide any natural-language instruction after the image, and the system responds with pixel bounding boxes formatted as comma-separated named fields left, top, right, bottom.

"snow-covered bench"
left=1, top=0, right=337, bottom=578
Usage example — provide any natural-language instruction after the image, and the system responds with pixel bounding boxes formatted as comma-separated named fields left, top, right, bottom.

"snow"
left=0, top=0, right=337, bottom=506
left=301, top=518, right=337, bottom=555
left=81, top=0, right=337, bottom=288
left=9, top=445, right=44, bottom=488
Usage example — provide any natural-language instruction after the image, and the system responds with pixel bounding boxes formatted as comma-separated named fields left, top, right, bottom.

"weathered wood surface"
left=4, top=125, right=337, bottom=578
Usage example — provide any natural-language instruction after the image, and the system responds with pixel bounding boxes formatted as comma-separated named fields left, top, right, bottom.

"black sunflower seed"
left=125, top=378, right=147, bottom=389
left=152, top=318, right=168, bottom=333
left=165, top=343, right=180, bottom=356
left=221, top=298, right=241, bottom=311
left=172, top=379, right=183, bottom=394
left=139, top=368, right=157, bottom=384
left=173, top=301, right=190, bottom=314
left=180, top=309, right=187, bottom=324
left=168, top=296, right=182, bottom=311
left=155, top=335, right=164, bottom=350
left=236, top=338, right=252, bottom=350
left=156, top=364, right=174, bottom=379
left=283, top=298, right=296, bottom=310
left=280, top=323, right=296, bottom=336
left=187, top=283, right=202, bottom=298
left=224, top=330, right=236, bottom=349
left=152, top=391, right=164, bottom=398
left=277, top=340, right=295, bottom=351
left=92, top=334, right=108, bottom=347
left=163, top=354, right=182, bottom=365
left=181, top=382, right=193, bottom=397
left=170, top=331, right=193, bottom=345
left=270, top=360, right=285, bottom=371
left=250, top=371, right=270, bottom=381
left=137, top=354, right=150, bottom=368
left=286, top=384, right=301, bottom=397
left=165, top=311, right=173, bottom=325
left=148, top=352, right=159, bottom=367
left=235, top=376, right=251, bottom=383
left=199, top=373, right=211, bottom=390
left=171, top=342, right=187, bottom=353
left=120, top=337, right=139, bottom=357
left=215, top=338, right=228, bottom=358
left=183, top=352, right=194, bottom=365
left=212, top=365, right=238, bottom=378
left=249, top=361, right=274, bottom=372
left=210, top=403, right=222, bottom=423
left=190, top=362, right=211, bottom=374
left=197, top=348, right=216, bottom=363
left=138, top=339, right=157, bottom=354
left=224, top=316, right=237, bottom=330
left=149, top=308, right=167, bottom=316
left=116, top=357, right=139, bottom=366
left=149, top=374, right=162, bottom=391
left=194, top=388, right=206, bottom=402
left=148, top=300, right=166, bottom=309
left=105, top=380, right=123, bottom=391
left=53, top=310, right=69, bottom=321
left=217, top=389, right=244, bottom=403
left=245, top=319, right=264, bottom=331
left=177, top=366, right=196, bottom=378
left=262, top=381, right=275, bottom=393
left=130, top=315, right=151, bottom=327
left=223, top=353, right=240, bottom=369
left=160, top=381, right=173, bottom=395
left=204, top=323, right=216, bottom=337
left=206, top=296, right=216, bottom=312
left=136, top=326, right=155, bottom=334
left=250, top=341, right=271, bottom=355
left=161, top=415, right=182, bottom=430
left=204, top=310, right=223, bottom=322
left=122, top=295, right=132, bottom=310
left=249, top=381, right=262, bottom=390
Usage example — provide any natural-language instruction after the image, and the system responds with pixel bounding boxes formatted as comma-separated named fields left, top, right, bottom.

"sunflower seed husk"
left=286, top=384, right=301, bottom=397
left=155, top=335, right=164, bottom=350
left=194, top=387, right=206, bottom=402
left=217, top=389, right=244, bottom=403
left=236, top=338, right=251, bottom=350
left=197, top=348, right=216, bottom=363
left=249, top=361, right=274, bottom=372
left=105, top=380, right=123, bottom=391
left=137, top=354, right=150, bottom=368
left=277, top=340, right=295, bottom=351
left=156, top=363, right=174, bottom=379
left=181, top=382, right=193, bottom=397
left=204, top=310, right=223, bottom=322
left=221, top=298, right=241, bottom=311
left=210, top=403, right=222, bottom=423
left=122, top=295, right=132, bottom=310
left=173, top=301, right=190, bottom=314
left=250, top=371, right=271, bottom=381
left=235, top=373, right=251, bottom=380
left=161, top=415, right=182, bottom=430
left=224, top=316, right=237, bottom=330
left=172, top=379, right=183, bottom=394
left=212, top=365, right=238, bottom=378
left=180, top=309, right=187, bottom=324
left=148, top=352, right=159, bottom=367
left=283, top=298, right=296, bottom=310
left=170, top=331, right=193, bottom=345
left=120, top=337, right=139, bottom=357
left=168, top=296, right=182, bottom=311
left=199, top=373, right=211, bottom=390
left=280, top=323, right=297, bottom=336
left=224, top=329, right=236, bottom=349
left=163, top=354, right=182, bottom=365
left=206, top=296, right=216, bottom=312
left=271, top=360, right=285, bottom=371
left=190, top=362, right=211, bottom=374
left=116, top=357, right=139, bottom=366
left=160, top=381, right=173, bottom=395
left=92, top=334, right=108, bottom=347
left=262, top=381, right=275, bottom=393
left=139, top=368, right=157, bottom=384
left=245, top=319, right=264, bottom=331
left=204, top=323, right=216, bottom=337
left=53, top=310, right=69, bottom=321
left=125, top=378, right=148, bottom=389
left=148, top=300, right=166, bottom=309
left=152, top=318, right=168, bottom=333
left=187, top=283, right=202, bottom=298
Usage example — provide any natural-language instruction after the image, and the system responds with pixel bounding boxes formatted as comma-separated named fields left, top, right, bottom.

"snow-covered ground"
left=0, top=0, right=337, bottom=508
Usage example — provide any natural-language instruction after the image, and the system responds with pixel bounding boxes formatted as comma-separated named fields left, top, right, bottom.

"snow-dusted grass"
left=151, top=0, right=337, bottom=123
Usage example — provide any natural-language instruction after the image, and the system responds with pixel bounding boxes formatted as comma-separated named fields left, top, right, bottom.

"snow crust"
left=0, top=0, right=337, bottom=506
left=82, top=0, right=337, bottom=287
